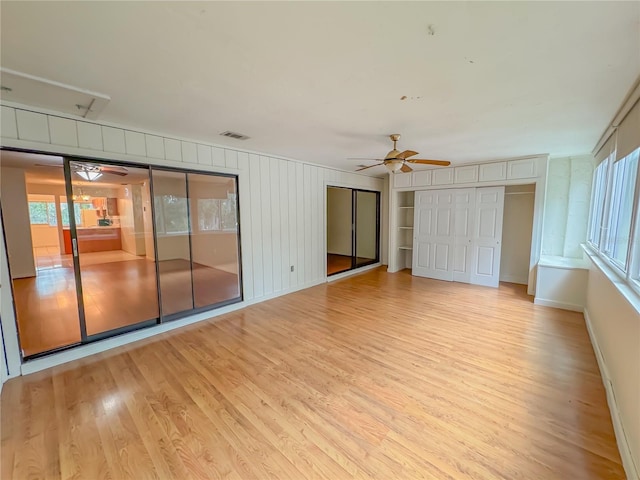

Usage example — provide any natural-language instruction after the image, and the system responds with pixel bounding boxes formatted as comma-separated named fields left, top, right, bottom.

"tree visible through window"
left=28, top=202, right=49, bottom=225
left=154, top=194, right=190, bottom=234
left=197, top=195, right=237, bottom=232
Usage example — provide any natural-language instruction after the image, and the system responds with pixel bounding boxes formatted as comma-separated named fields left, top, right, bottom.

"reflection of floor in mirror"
left=13, top=255, right=240, bottom=357
left=327, top=254, right=374, bottom=276
left=158, top=259, right=240, bottom=314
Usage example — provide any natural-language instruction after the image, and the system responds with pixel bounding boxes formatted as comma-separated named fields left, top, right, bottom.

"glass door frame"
left=352, top=188, right=381, bottom=270
left=1, top=147, right=244, bottom=360
left=150, top=165, right=244, bottom=322
left=326, top=186, right=381, bottom=276
left=63, top=157, right=160, bottom=344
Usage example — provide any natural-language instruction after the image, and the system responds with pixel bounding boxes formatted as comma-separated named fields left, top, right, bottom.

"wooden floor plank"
left=1, top=268, right=625, bottom=479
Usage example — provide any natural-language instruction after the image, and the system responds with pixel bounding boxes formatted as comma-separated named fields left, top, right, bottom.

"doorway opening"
left=500, top=184, right=535, bottom=285
left=326, top=186, right=380, bottom=276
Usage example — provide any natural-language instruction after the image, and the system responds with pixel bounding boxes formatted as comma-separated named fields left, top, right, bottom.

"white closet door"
left=412, top=190, right=454, bottom=281
left=470, top=186, right=505, bottom=287
left=452, top=188, right=476, bottom=283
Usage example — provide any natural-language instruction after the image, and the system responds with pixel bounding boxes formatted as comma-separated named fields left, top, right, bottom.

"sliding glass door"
left=1, top=148, right=242, bottom=359
left=355, top=190, right=379, bottom=268
left=152, top=168, right=242, bottom=320
left=152, top=170, right=194, bottom=316
left=67, top=161, right=159, bottom=338
left=326, top=187, right=380, bottom=276
left=187, top=173, right=241, bottom=308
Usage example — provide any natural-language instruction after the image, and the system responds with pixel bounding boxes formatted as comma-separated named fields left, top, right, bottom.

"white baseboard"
left=327, top=263, right=381, bottom=282
left=584, top=308, right=639, bottom=480
left=533, top=297, right=584, bottom=312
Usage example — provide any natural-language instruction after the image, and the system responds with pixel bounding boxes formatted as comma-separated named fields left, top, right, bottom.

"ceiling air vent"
left=220, top=131, right=250, bottom=140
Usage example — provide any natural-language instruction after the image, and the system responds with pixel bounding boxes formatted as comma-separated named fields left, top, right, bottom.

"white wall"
left=0, top=167, right=36, bottom=278
left=585, top=256, right=640, bottom=478
left=30, top=225, right=58, bottom=248
left=118, top=185, right=147, bottom=256
left=500, top=185, right=535, bottom=284
left=327, top=187, right=352, bottom=256
left=542, top=155, right=593, bottom=258
left=0, top=215, right=20, bottom=381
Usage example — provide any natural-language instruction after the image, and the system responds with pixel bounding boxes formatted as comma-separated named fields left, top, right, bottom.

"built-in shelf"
left=399, top=226, right=414, bottom=230
left=399, top=246, right=413, bottom=250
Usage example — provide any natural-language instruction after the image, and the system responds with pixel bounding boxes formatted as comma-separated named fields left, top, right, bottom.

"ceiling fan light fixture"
left=385, top=160, right=404, bottom=173
left=76, top=170, right=102, bottom=181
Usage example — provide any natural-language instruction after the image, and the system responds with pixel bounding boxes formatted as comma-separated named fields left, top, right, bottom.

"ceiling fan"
left=352, top=134, right=451, bottom=173
left=35, top=162, right=128, bottom=180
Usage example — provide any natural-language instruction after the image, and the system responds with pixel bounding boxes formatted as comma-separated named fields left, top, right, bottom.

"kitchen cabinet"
left=63, top=227, right=122, bottom=254
left=106, top=197, right=119, bottom=216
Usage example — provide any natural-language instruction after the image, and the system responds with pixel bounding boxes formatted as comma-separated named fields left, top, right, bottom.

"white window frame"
left=587, top=158, right=609, bottom=248
left=586, top=147, right=640, bottom=297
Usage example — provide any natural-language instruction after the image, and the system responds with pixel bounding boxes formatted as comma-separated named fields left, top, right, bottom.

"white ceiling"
left=1, top=2, right=639, bottom=174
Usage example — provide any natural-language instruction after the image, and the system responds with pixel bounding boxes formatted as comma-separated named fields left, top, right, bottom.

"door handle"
left=72, top=238, right=78, bottom=257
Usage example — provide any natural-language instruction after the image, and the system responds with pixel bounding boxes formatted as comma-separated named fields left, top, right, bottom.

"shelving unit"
left=396, top=191, right=415, bottom=270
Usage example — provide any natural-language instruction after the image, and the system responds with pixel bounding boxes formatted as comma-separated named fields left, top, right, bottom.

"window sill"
left=581, top=243, right=640, bottom=314
left=538, top=255, right=589, bottom=270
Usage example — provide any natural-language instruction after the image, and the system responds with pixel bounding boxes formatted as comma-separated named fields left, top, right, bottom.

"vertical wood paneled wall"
left=240, top=154, right=383, bottom=302
left=0, top=104, right=385, bottom=376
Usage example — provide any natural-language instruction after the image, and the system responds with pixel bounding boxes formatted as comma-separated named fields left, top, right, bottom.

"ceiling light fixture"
left=76, top=170, right=102, bottom=181
left=385, top=160, right=404, bottom=173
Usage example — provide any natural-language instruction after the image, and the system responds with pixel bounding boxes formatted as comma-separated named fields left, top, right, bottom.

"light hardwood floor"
left=1, top=268, right=624, bottom=479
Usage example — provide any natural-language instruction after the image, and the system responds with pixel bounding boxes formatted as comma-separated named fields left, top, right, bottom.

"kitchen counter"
left=63, top=226, right=122, bottom=254
left=74, top=226, right=121, bottom=230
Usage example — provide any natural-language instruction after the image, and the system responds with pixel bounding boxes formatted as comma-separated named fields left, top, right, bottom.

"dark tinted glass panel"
left=187, top=173, right=241, bottom=307
left=152, top=170, right=194, bottom=316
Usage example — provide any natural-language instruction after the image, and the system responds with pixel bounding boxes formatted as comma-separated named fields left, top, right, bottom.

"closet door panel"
left=412, top=190, right=454, bottom=281
left=470, top=186, right=505, bottom=287
left=452, top=189, right=476, bottom=283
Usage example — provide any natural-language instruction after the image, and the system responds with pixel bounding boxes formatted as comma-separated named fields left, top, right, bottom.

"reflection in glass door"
left=326, top=187, right=354, bottom=275
left=326, top=187, right=380, bottom=276
left=1, top=152, right=82, bottom=357
left=355, top=190, right=380, bottom=267
left=2, top=147, right=243, bottom=359
left=68, top=160, right=159, bottom=337
left=187, top=173, right=241, bottom=307
left=151, top=170, right=194, bottom=317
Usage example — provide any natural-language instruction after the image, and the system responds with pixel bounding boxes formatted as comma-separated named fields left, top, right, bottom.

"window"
left=588, top=146, right=640, bottom=292
left=198, top=198, right=221, bottom=231
left=60, top=201, right=93, bottom=227
left=587, top=159, right=609, bottom=247
left=603, top=149, right=639, bottom=270
left=28, top=201, right=62, bottom=226
left=28, top=202, right=49, bottom=225
left=154, top=194, right=190, bottom=234
left=197, top=194, right=237, bottom=232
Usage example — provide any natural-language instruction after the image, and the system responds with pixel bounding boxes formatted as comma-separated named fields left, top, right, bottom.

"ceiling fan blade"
left=400, top=163, right=413, bottom=173
left=405, top=159, right=451, bottom=166
left=100, top=166, right=128, bottom=176
left=356, top=163, right=383, bottom=171
left=397, top=150, right=419, bottom=160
